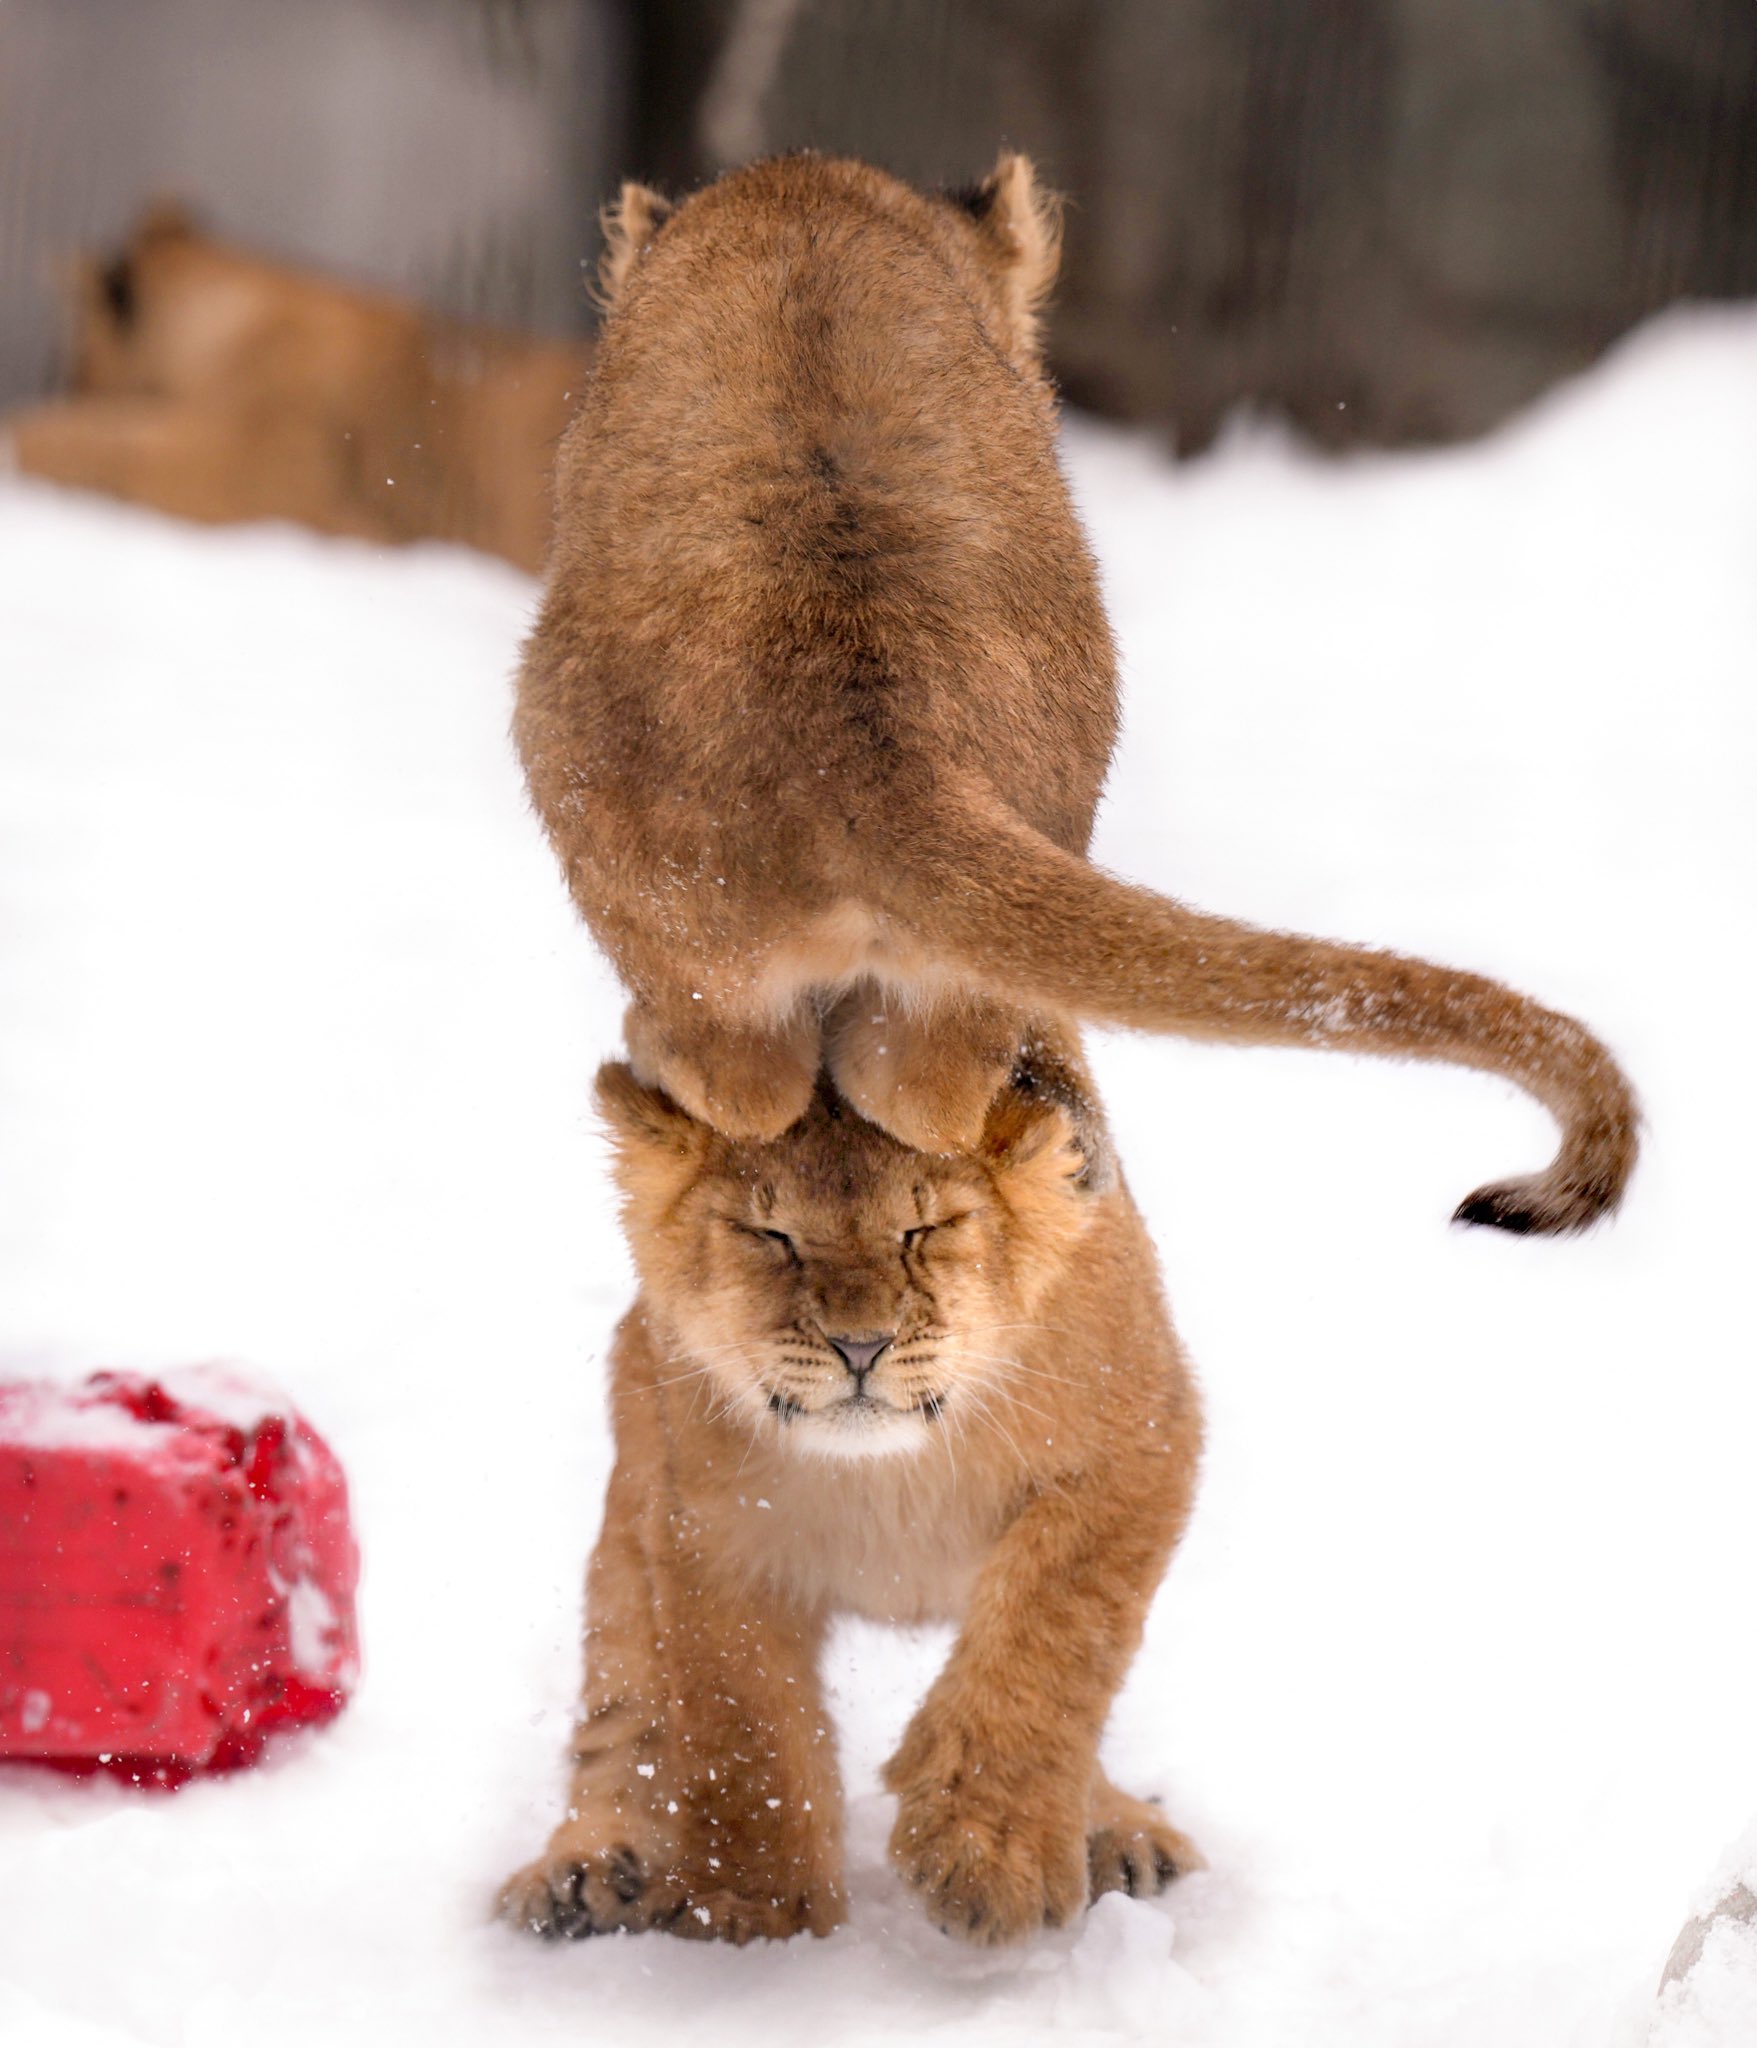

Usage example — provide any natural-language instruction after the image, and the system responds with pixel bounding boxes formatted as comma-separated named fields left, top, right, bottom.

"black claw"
left=607, top=1844, right=646, bottom=1905
left=544, top=1868, right=596, bottom=1939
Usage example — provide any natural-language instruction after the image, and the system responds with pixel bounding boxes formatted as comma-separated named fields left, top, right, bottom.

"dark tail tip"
left=1452, top=1171, right=1619, bottom=1237
left=1454, top=1188, right=1541, bottom=1234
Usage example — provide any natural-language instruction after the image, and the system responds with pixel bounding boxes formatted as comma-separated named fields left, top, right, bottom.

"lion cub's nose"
left=825, top=1333, right=894, bottom=1382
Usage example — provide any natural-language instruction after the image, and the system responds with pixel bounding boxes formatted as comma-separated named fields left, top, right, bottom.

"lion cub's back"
left=533, top=192, right=1115, bottom=853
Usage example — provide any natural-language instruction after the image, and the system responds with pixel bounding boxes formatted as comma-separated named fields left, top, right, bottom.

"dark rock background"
left=640, top=0, right=1757, bottom=451
left=3, top=0, right=1753, bottom=451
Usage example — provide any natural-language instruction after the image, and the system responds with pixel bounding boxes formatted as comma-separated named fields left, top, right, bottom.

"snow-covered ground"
left=2, top=306, right=1755, bottom=2047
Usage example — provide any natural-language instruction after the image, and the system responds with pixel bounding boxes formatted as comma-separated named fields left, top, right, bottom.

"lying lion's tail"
left=874, top=776, right=1638, bottom=1234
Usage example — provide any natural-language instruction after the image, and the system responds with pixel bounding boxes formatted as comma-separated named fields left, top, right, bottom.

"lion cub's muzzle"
left=823, top=1332, right=894, bottom=1384
left=763, top=1325, right=951, bottom=1460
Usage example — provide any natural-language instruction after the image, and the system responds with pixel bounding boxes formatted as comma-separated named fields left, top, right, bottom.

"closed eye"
left=903, top=1215, right=969, bottom=1252
left=733, top=1221, right=799, bottom=1259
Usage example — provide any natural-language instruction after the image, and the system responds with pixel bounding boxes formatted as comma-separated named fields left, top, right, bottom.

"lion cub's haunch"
left=499, top=1052, right=1203, bottom=1947
left=517, top=148, right=1636, bottom=1235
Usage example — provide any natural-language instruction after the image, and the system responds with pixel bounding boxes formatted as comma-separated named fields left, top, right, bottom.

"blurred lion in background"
left=4, top=205, right=589, bottom=572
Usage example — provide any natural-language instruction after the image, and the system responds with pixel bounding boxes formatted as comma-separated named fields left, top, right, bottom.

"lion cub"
left=8, top=205, right=588, bottom=572
left=516, top=149, right=1636, bottom=1236
left=500, top=1042, right=1202, bottom=1947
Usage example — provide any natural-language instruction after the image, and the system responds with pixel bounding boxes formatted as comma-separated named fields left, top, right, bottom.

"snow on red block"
left=0, top=1368, right=359, bottom=1786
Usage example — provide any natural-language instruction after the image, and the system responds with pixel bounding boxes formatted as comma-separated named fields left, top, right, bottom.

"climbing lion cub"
left=500, top=1039, right=1202, bottom=1946
left=515, top=150, right=1636, bottom=1235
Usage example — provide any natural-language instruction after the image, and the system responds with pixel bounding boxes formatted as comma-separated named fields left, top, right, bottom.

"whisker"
left=951, top=1352, right=1078, bottom=1388
left=958, top=1385, right=1035, bottom=1474
left=971, top=1380, right=1060, bottom=1429
left=989, top=1360, right=1078, bottom=1386
left=964, top=1321, right=1078, bottom=1340
left=949, top=1351, right=1070, bottom=1417
left=649, top=1360, right=733, bottom=1392
left=670, top=1336, right=774, bottom=1360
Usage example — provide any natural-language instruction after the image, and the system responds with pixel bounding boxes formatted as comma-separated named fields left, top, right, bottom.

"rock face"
left=4, top=2, right=1750, bottom=450
left=642, top=0, right=1757, bottom=449
left=1663, top=1882, right=1757, bottom=1989
left=1652, top=1849, right=1757, bottom=2045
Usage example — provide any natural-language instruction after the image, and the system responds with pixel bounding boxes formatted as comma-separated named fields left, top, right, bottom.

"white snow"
left=0, top=1363, right=290, bottom=1451
left=2, top=305, right=1755, bottom=2045
left=1648, top=1818, right=1757, bottom=2048
left=283, top=1577, right=343, bottom=1682
left=0, top=1386, right=160, bottom=1454
left=150, top=1362, right=298, bottom=1434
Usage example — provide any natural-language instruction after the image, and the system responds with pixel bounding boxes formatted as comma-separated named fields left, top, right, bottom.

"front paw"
left=888, top=1783, right=1087, bottom=1944
left=669, top=1885, right=837, bottom=1946
left=886, top=1717, right=1088, bottom=1947
left=1087, top=1808, right=1203, bottom=1902
left=500, top=1835, right=840, bottom=1946
left=499, top=1836, right=671, bottom=1940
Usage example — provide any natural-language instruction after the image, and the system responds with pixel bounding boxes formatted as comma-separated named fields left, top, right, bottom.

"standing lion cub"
left=515, top=149, right=1637, bottom=1235
left=500, top=1045, right=1202, bottom=1947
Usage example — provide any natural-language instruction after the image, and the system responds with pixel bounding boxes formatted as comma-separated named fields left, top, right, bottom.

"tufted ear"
left=594, top=1061, right=706, bottom=1175
left=130, top=197, right=200, bottom=246
left=596, top=181, right=674, bottom=310
left=947, top=151, right=1063, bottom=375
left=981, top=1081, right=1095, bottom=1211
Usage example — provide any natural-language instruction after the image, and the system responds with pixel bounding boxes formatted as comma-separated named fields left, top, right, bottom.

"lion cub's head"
left=597, top=1061, right=1098, bottom=1463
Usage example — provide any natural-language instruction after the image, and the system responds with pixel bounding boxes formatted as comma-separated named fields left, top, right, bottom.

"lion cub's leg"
left=9, top=398, right=255, bottom=522
left=1086, top=1770, right=1204, bottom=1902
left=501, top=1459, right=844, bottom=1945
left=499, top=1462, right=684, bottom=1939
left=656, top=1574, right=845, bottom=1945
left=624, top=995, right=818, bottom=1141
left=824, top=982, right=1021, bottom=1151
left=885, top=1463, right=1188, bottom=1946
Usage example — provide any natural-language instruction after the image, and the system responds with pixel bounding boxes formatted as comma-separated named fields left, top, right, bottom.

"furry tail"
left=874, top=780, right=1638, bottom=1234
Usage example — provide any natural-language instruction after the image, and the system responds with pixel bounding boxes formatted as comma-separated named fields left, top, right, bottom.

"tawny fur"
left=499, top=1050, right=1203, bottom=1948
left=6, top=205, right=590, bottom=573
left=515, top=149, right=1637, bottom=1233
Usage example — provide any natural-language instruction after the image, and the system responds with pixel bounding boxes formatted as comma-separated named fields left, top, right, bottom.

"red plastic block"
left=0, top=1368, right=359, bottom=1785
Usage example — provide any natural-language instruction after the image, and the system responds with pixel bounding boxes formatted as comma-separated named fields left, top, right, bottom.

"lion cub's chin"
left=786, top=1395, right=936, bottom=1464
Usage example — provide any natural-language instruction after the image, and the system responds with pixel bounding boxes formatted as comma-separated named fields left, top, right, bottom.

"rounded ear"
left=594, top=1061, right=704, bottom=1160
left=133, top=197, right=200, bottom=245
left=980, top=1086, right=1092, bottom=1203
left=67, top=199, right=201, bottom=338
left=596, top=182, right=674, bottom=311
left=947, top=150, right=1063, bottom=375
left=990, top=1038, right=1116, bottom=1195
